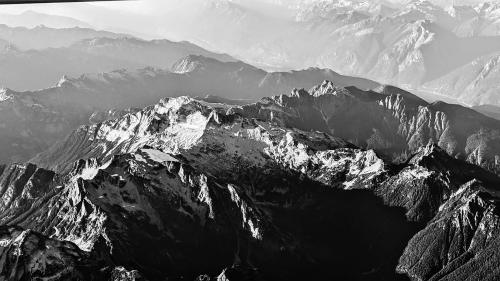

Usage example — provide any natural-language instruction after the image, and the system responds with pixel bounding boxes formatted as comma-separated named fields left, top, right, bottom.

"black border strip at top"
left=0, top=0, right=130, bottom=4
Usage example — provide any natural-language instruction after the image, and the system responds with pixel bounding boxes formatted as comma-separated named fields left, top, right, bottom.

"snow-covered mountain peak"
left=0, top=88, right=13, bottom=102
left=309, top=80, right=352, bottom=97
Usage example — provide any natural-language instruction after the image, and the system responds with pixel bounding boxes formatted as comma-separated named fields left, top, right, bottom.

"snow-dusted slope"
left=30, top=96, right=357, bottom=175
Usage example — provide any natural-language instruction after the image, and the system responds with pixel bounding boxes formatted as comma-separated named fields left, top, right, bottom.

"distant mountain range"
left=154, top=0, right=500, bottom=107
left=0, top=10, right=92, bottom=29
left=4, top=6, right=500, bottom=107
left=0, top=24, right=124, bottom=50
left=422, top=51, right=500, bottom=105
left=0, top=25, right=234, bottom=91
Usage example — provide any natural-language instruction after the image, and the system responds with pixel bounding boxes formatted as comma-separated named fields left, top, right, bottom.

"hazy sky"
left=0, top=0, right=296, bottom=39
left=0, top=0, right=498, bottom=40
left=0, top=0, right=496, bottom=21
left=0, top=0, right=164, bottom=38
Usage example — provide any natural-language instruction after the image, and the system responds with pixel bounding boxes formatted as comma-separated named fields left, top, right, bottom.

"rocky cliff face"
left=0, top=91, right=492, bottom=280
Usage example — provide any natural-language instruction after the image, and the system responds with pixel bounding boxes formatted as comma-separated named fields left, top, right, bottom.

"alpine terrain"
left=0, top=80, right=498, bottom=280
left=1, top=1, right=500, bottom=281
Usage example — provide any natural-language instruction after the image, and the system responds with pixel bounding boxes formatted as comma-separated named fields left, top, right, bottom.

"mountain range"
left=0, top=83, right=499, bottom=280
left=29, top=79, right=500, bottom=178
left=2, top=53, right=499, bottom=175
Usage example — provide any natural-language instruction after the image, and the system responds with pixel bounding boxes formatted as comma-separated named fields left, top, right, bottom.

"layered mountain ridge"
left=2, top=4, right=500, bottom=281
left=0, top=26, right=235, bottom=91
left=0, top=57, right=379, bottom=164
